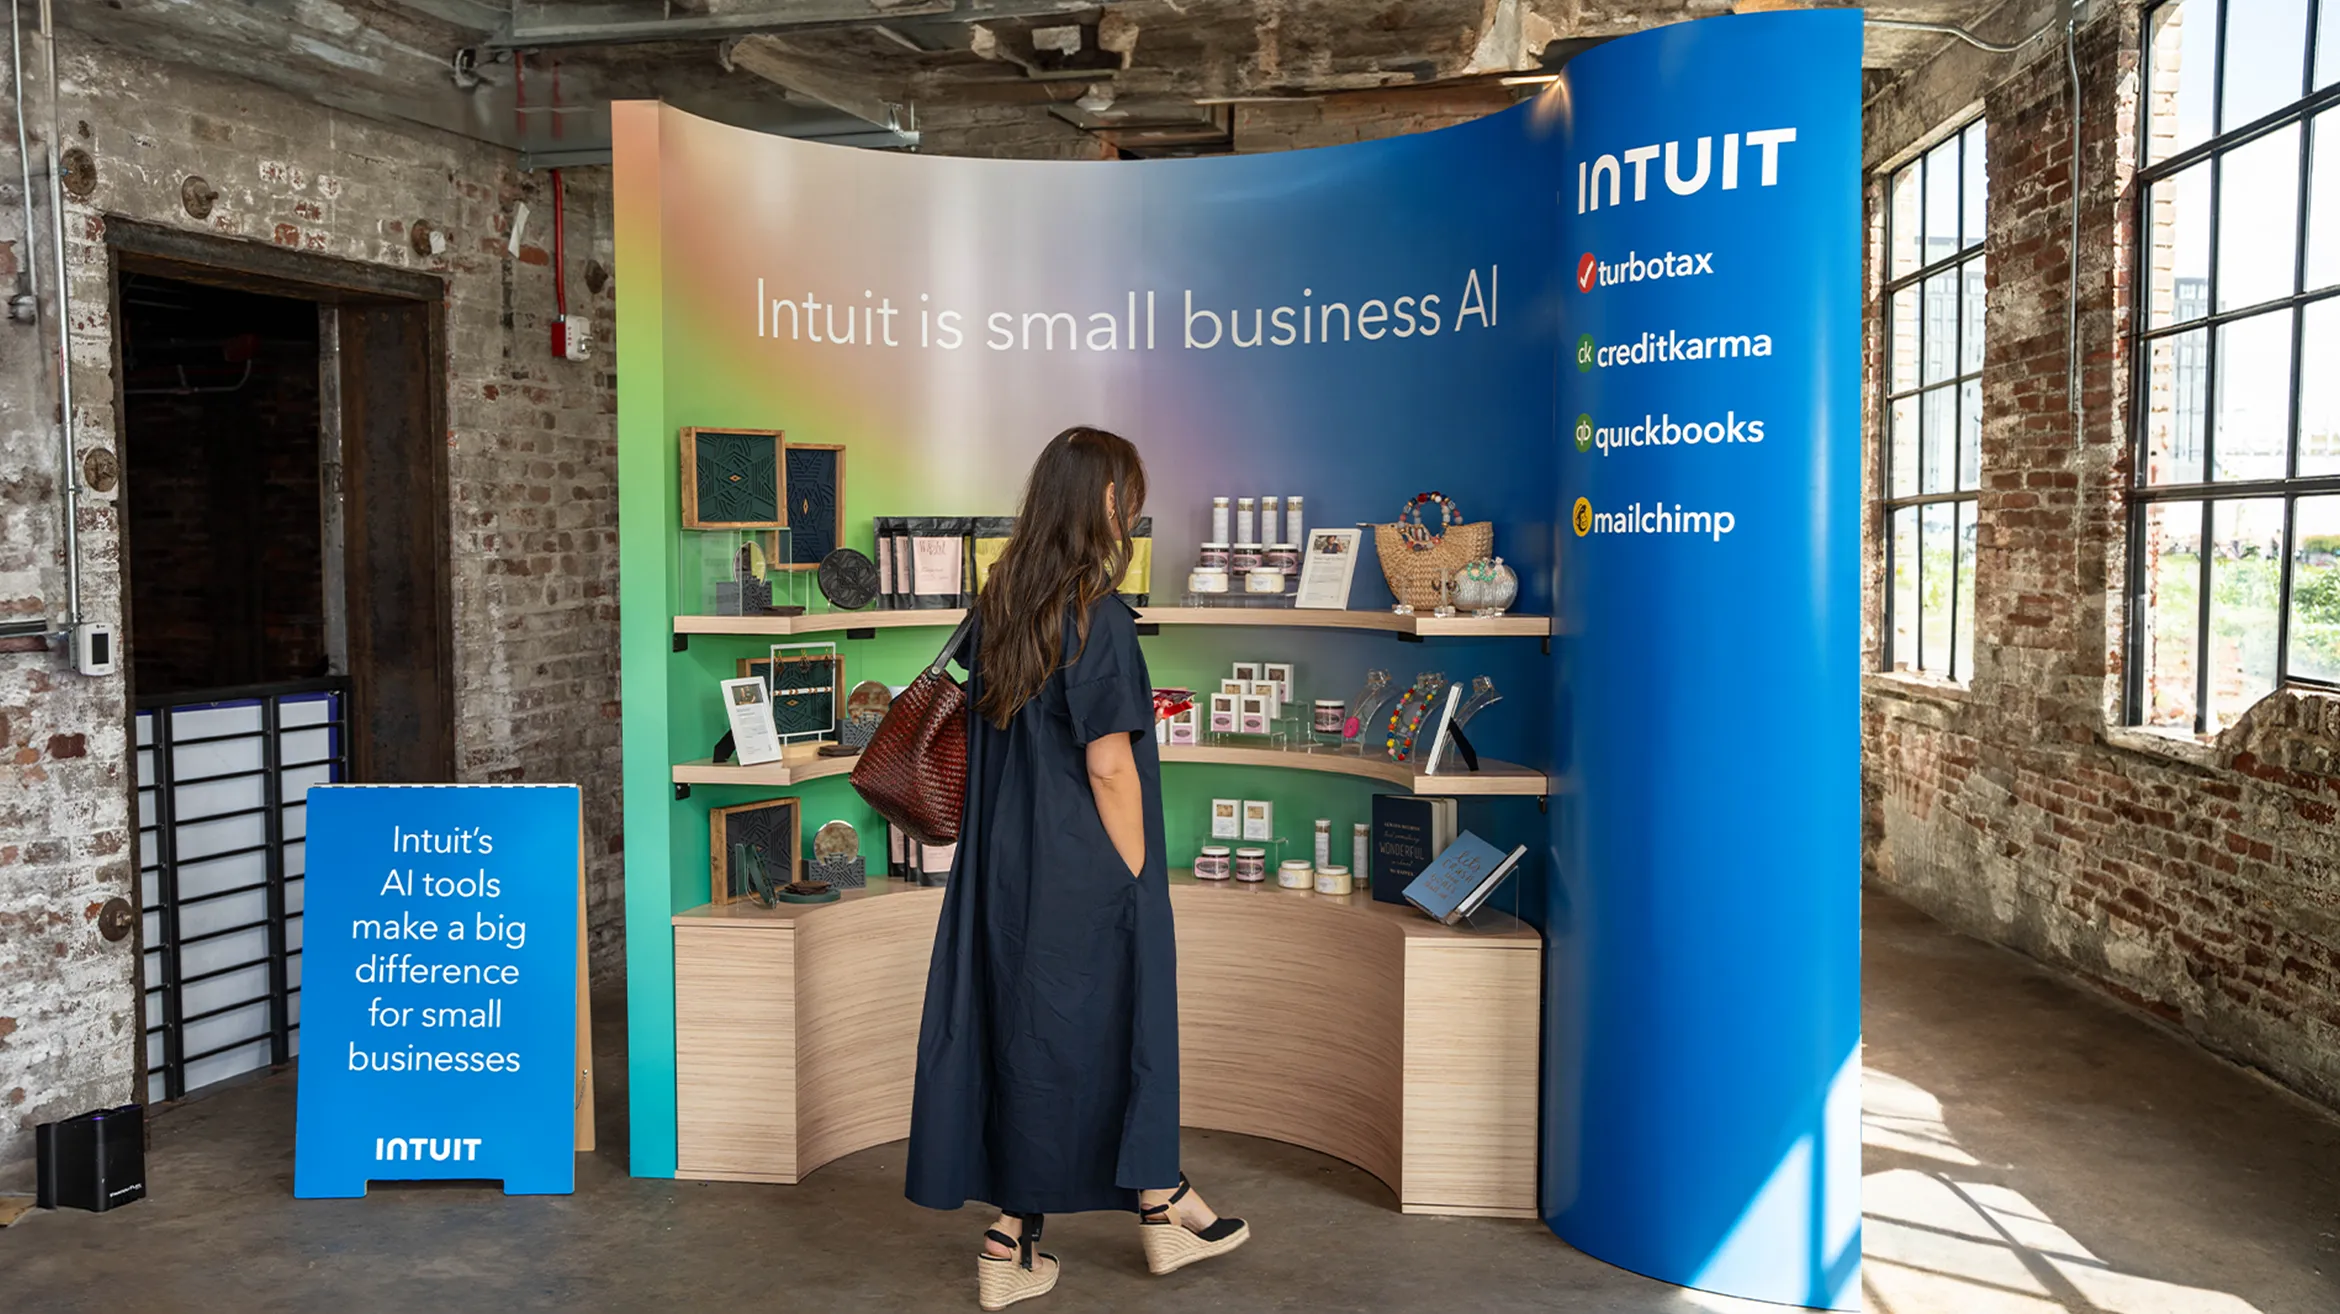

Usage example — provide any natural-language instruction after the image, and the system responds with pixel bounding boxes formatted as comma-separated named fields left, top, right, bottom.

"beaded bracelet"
left=1396, top=492, right=1461, bottom=553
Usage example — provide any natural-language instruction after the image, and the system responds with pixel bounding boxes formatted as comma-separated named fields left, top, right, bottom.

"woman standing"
left=906, top=427, right=1249, bottom=1310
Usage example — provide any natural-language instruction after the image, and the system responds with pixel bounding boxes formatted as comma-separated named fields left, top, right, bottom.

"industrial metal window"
left=2129, top=0, right=2340, bottom=731
left=1880, top=120, right=1988, bottom=681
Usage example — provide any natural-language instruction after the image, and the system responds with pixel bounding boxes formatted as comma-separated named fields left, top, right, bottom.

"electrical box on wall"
left=72, top=622, right=116, bottom=677
left=553, top=315, right=592, bottom=361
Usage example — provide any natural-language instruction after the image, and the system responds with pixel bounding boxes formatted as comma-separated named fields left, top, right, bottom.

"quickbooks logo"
left=1584, top=249, right=1716, bottom=290
left=1583, top=411, right=1766, bottom=455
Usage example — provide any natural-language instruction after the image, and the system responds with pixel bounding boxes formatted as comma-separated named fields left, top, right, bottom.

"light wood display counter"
left=672, top=876, right=1540, bottom=1217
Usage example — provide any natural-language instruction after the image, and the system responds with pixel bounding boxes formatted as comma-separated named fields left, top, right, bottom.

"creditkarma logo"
left=1579, top=328, right=1775, bottom=370
left=1582, top=249, right=1716, bottom=290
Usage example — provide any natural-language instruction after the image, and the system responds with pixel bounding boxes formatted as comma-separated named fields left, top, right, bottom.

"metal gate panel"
left=137, top=681, right=345, bottom=1103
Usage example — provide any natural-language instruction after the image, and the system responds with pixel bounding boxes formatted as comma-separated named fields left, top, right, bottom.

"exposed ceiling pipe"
left=1863, top=16, right=2047, bottom=54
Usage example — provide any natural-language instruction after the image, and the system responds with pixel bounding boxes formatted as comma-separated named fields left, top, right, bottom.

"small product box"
left=1210, top=798, right=1243, bottom=840
left=1238, top=694, right=1271, bottom=735
left=1209, top=692, right=1239, bottom=734
left=1166, top=706, right=1199, bottom=746
left=1263, top=663, right=1294, bottom=704
left=1242, top=799, right=1275, bottom=842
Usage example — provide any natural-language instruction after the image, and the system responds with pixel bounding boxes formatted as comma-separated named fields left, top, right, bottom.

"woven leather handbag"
left=850, top=613, right=976, bottom=845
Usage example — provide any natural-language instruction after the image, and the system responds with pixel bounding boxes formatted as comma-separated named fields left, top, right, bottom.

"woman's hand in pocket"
left=1085, top=731, right=1147, bottom=878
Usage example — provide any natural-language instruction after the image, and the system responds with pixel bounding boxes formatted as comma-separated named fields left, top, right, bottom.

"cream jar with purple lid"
left=1234, top=847, right=1268, bottom=882
left=1194, top=845, right=1232, bottom=881
left=1198, top=542, right=1232, bottom=570
left=1230, top=543, right=1263, bottom=572
left=1265, top=543, right=1300, bottom=573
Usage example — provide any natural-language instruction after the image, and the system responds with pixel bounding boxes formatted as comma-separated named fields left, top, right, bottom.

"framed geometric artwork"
left=709, top=795, right=801, bottom=906
left=680, top=427, right=786, bottom=530
left=777, top=443, right=846, bottom=569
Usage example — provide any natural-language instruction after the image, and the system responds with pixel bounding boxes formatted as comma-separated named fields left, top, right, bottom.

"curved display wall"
left=616, top=10, right=1858, bottom=1308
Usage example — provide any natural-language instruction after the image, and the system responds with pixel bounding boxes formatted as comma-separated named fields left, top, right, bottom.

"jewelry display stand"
left=1342, top=671, right=1395, bottom=756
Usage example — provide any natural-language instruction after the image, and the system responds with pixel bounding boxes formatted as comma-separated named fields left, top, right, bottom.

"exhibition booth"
left=611, top=10, right=1861, bottom=1308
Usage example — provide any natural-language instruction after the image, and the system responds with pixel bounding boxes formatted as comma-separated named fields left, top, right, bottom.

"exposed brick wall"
left=1861, top=4, right=2340, bottom=1112
left=0, top=32, right=623, bottom=1181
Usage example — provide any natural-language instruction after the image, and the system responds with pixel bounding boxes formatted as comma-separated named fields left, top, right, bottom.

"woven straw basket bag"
left=1373, top=492, right=1492, bottom=611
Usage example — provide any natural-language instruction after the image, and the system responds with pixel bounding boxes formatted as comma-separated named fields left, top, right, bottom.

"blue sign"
left=1545, top=11, right=1865, bottom=1310
left=295, top=784, right=580, bottom=1197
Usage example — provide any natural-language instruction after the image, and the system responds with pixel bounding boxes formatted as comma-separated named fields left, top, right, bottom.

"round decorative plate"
left=847, top=680, right=893, bottom=720
left=813, top=819, right=860, bottom=859
left=817, top=548, right=879, bottom=610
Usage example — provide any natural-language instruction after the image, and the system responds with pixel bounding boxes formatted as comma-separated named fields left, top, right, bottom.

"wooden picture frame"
left=680, top=427, right=787, bottom=530
left=710, top=796, right=802, bottom=905
left=774, top=442, right=847, bottom=571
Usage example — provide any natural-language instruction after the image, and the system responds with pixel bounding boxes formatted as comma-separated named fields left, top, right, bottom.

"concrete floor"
left=4, top=890, right=2337, bottom=1313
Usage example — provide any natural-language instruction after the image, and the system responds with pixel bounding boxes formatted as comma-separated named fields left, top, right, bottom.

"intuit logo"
left=1586, top=249, right=1716, bottom=289
left=1586, top=412, right=1765, bottom=455
left=376, top=1135, right=484, bottom=1163
left=1577, top=128, right=1798, bottom=214
left=1572, top=498, right=1738, bottom=542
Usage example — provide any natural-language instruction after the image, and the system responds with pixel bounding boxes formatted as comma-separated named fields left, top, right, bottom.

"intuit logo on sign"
left=1586, top=412, right=1766, bottom=455
left=377, top=1135, right=484, bottom=1162
left=1584, top=250, right=1716, bottom=290
left=1576, top=128, right=1798, bottom=213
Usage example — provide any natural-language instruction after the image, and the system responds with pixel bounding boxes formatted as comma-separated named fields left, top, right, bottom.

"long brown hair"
left=977, top=426, right=1147, bottom=728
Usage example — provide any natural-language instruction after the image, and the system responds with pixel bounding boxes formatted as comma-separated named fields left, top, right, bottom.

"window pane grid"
left=1880, top=120, right=1986, bottom=682
left=2132, top=0, right=2339, bottom=726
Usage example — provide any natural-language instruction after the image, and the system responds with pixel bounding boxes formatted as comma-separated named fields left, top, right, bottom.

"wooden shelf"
left=1159, top=744, right=1553, bottom=796
left=674, top=607, right=1551, bottom=639
left=672, top=743, right=1553, bottom=798
left=671, top=745, right=857, bottom=788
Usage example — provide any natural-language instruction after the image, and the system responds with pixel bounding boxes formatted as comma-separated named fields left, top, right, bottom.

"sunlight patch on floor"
left=1857, top=1069, right=2264, bottom=1314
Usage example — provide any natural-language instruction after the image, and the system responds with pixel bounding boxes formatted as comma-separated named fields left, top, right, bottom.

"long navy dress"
left=905, top=594, right=1181, bottom=1215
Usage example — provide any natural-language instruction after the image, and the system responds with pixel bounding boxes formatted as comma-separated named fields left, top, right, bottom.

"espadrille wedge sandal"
left=1138, top=1174, right=1250, bottom=1275
left=977, top=1211, right=1058, bottom=1311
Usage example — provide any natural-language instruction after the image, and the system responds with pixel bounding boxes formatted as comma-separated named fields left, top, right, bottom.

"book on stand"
left=1401, top=830, right=1528, bottom=925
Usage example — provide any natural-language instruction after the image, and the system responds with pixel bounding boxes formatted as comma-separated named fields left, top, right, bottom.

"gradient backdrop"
left=617, top=11, right=1859, bottom=1307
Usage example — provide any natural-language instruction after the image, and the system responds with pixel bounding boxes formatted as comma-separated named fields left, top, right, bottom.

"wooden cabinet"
left=672, top=877, right=1539, bottom=1217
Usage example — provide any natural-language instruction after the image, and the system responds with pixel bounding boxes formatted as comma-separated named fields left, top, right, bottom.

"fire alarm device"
left=73, top=622, right=117, bottom=677
left=552, top=315, right=592, bottom=361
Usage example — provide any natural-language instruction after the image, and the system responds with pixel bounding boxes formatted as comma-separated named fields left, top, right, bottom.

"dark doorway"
left=120, top=274, right=330, bottom=695
left=110, top=224, right=456, bottom=1104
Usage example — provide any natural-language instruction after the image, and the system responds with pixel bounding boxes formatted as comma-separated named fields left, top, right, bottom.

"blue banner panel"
left=1546, top=12, right=1865, bottom=1309
left=296, top=785, right=580, bottom=1198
